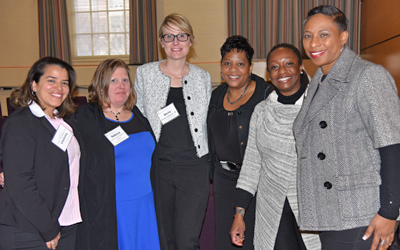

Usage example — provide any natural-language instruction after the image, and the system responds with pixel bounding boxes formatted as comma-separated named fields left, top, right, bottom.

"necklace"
left=164, top=62, right=183, bottom=79
left=226, top=77, right=251, bottom=105
left=108, top=109, right=122, bottom=123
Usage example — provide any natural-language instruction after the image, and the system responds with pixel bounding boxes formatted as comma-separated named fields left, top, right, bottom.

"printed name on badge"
left=52, top=124, right=73, bottom=151
left=104, top=126, right=129, bottom=146
left=157, top=103, right=180, bottom=125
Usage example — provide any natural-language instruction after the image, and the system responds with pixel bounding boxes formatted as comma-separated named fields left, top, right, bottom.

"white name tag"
left=52, top=125, right=73, bottom=152
left=157, top=103, right=180, bottom=125
left=104, top=126, right=129, bottom=146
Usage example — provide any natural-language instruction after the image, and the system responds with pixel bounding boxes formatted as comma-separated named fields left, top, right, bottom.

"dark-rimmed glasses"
left=161, top=33, right=190, bottom=43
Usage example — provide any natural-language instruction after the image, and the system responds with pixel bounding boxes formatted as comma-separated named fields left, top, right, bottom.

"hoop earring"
left=31, top=90, right=36, bottom=96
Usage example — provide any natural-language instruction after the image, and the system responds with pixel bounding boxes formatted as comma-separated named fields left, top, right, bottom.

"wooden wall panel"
left=360, top=0, right=400, bottom=96
left=360, top=0, right=400, bottom=50
left=360, top=36, right=400, bottom=95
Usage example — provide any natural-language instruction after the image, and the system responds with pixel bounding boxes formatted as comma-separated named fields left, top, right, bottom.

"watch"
left=235, top=208, right=245, bottom=217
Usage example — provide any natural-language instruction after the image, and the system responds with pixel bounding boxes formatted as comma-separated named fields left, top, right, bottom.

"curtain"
left=129, top=0, right=158, bottom=64
left=38, top=0, right=71, bottom=64
left=228, top=0, right=360, bottom=59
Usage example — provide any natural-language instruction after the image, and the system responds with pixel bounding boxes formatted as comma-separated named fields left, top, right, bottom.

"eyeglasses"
left=161, top=33, right=190, bottom=43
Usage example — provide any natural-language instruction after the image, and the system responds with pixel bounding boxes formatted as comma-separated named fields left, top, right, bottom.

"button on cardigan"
left=134, top=60, right=212, bottom=158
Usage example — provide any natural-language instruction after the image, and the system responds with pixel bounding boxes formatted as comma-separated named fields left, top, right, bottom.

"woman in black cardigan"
left=208, top=35, right=271, bottom=250
left=0, top=57, right=80, bottom=250
left=69, top=59, right=163, bottom=250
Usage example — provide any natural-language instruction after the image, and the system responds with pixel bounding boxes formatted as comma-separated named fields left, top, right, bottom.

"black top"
left=275, top=73, right=308, bottom=105
left=158, top=87, right=208, bottom=164
left=208, top=108, right=242, bottom=164
left=105, top=113, right=147, bottom=134
left=208, top=74, right=272, bottom=179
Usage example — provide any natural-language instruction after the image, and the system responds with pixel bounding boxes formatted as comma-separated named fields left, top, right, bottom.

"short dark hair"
left=304, top=5, right=348, bottom=33
left=10, top=57, right=77, bottom=118
left=88, top=59, right=136, bottom=110
left=220, top=35, right=254, bottom=64
left=266, top=43, right=303, bottom=72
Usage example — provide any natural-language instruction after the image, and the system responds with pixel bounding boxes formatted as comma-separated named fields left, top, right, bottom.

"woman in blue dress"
left=68, top=59, right=162, bottom=250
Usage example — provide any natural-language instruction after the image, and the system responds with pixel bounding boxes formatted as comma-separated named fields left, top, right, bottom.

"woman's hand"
left=230, top=213, right=246, bottom=246
left=0, top=172, right=4, bottom=187
left=46, top=232, right=60, bottom=250
left=363, top=214, right=396, bottom=250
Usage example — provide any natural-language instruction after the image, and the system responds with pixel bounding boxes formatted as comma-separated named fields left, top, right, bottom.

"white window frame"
left=67, top=0, right=130, bottom=66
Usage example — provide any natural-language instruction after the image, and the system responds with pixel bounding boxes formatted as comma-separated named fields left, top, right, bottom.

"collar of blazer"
left=315, top=47, right=358, bottom=85
left=29, top=101, right=58, bottom=118
left=293, top=48, right=359, bottom=135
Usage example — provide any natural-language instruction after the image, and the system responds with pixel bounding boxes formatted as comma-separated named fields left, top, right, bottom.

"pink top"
left=46, top=116, right=82, bottom=226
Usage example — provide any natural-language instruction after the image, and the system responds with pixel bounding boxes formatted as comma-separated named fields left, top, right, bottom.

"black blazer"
left=0, top=106, right=70, bottom=242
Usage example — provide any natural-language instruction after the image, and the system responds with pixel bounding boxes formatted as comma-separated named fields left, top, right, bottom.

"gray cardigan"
left=293, top=47, right=400, bottom=231
left=134, top=60, right=212, bottom=157
left=236, top=92, right=320, bottom=250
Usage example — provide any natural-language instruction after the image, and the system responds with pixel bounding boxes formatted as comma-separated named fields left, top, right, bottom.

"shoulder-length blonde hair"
left=159, top=13, right=195, bottom=43
left=88, top=59, right=136, bottom=110
left=10, top=57, right=77, bottom=118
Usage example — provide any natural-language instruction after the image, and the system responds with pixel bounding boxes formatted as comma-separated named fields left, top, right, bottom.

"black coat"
left=68, top=103, right=165, bottom=250
left=0, top=106, right=71, bottom=242
left=207, top=74, right=272, bottom=179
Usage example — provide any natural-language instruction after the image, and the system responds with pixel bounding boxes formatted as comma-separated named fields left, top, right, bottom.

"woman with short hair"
left=134, top=13, right=212, bottom=250
left=230, top=44, right=320, bottom=250
left=208, top=35, right=272, bottom=250
left=294, top=5, right=400, bottom=250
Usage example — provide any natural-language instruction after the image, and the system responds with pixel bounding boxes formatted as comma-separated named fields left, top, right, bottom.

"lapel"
left=29, top=103, right=69, bottom=164
left=29, top=101, right=57, bottom=135
left=294, top=47, right=358, bottom=134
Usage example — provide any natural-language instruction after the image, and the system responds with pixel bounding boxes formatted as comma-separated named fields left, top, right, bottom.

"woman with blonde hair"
left=70, top=59, right=161, bottom=250
left=135, top=13, right=212, bottom=250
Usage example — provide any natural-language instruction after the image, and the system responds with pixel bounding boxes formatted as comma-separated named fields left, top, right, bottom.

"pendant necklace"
left=226, top=77, right=251, bottom=105
left=108, top=109, right=121, bottom=123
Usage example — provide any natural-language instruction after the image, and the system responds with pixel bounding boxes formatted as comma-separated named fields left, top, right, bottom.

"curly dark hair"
left=220, top=35, right=254, bottom=64
left=304, top=5, right=348, bottom=33
left=10, top=57, right=77, bottom=118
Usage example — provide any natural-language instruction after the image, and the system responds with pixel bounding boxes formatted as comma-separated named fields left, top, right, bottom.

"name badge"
left=157, top=103, right=180, bottom=125
left=104, top=126, right=129, bottom=146
left=52, top=125, right=73, bottom=152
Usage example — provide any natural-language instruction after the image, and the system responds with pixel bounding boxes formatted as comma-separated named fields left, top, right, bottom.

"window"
left=68, top=0, right=130, bottom=64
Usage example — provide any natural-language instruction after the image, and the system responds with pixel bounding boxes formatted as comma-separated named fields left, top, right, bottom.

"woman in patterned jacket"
left=134, top=13, right=212, bottom=250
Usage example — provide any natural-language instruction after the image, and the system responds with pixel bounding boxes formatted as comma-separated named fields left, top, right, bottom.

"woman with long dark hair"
left=0, top=57, right=81, bottom=250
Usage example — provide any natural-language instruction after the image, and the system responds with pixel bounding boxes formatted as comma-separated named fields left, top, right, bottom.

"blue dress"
left=106, top=113, right=160, bottom=250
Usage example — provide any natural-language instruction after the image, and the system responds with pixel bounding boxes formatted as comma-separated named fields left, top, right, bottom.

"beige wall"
left=0, top=0, right=228, bottom=116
